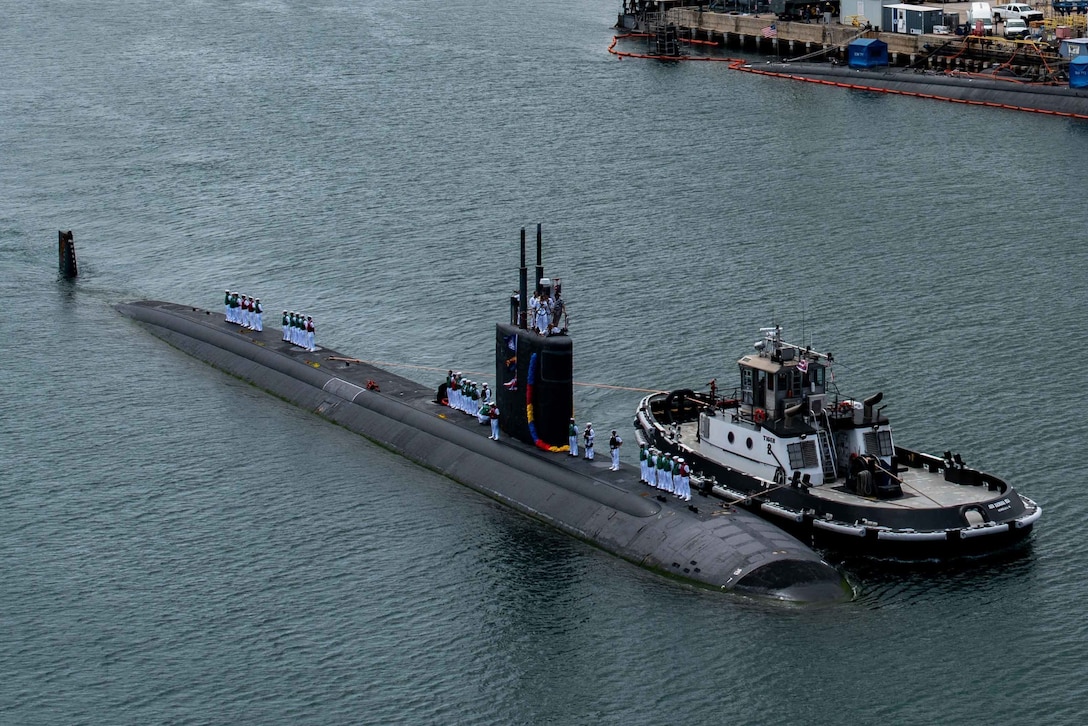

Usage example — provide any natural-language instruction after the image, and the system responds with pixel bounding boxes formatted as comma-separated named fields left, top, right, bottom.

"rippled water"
left=3, top=0, right=1088, bottom=723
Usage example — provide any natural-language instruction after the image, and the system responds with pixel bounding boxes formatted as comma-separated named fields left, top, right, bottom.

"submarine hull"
left=117, top=300, right=850, bottom=603
left=744, top=62, right=1088, bottom=118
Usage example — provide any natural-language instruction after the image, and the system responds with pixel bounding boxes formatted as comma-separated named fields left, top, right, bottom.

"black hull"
left=117, top=301, right=851, bottom=603
left=637, top=393, right=1040, bottom=560
left=743, top=62, right=1088, bottom=118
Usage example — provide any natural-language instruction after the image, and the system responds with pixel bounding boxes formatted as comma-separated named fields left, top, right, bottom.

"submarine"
left=116, top=226, right=851, bottom=603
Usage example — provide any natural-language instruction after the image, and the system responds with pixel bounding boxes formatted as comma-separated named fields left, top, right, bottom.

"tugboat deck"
left=675, top=422, right=1000, bottom=511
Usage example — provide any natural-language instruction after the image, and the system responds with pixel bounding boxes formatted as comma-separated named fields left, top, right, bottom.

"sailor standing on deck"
left=254, top=299, right=263, bottom=332
left=609, top=430, right=622, bottom=471
left=583, top=423, right=595, bottom=461
left=568, top=418, right=579, bottom=457
left=224, top=290, right=232, bottom=322
left=639, top=444, right=649, bottom=483
left=282, top=311, right=289, bottom=341
left=658, top=451, right=672, bottom=493
left=489, top=403, right=500, bottom=440
left=671, top=456, right=681, bottom=496
left=306, top=316, right=315, bottom=352
left=678, top=458, right=691, bottom=502
left=528, top=292, right=539, bottom=333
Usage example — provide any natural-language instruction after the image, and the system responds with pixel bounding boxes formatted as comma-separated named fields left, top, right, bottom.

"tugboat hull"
left=634, top=323, right=1041, bottom=561
left=637, top=390, right=1040, bottom=559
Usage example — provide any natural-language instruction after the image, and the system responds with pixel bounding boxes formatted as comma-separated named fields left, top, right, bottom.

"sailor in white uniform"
left=568, top=418, right=578, bottom=457
left=639, top=444, right=649, bottom=483
left=254, top=299, right=263, bottom=332
left=609, top=430, right=622, bottom=471
left=678, top=458, right=691, bottom=501
left=225, top=290, right=232, bottom=322
left=489, top=404, right=500, bottom=440
left=282, top=311, right=289, bottom=341
left=583, top=424, right=595, bottom=461
left=536, top=296, right=551, bottom=334
left=306, top=316, right=315, bottom=351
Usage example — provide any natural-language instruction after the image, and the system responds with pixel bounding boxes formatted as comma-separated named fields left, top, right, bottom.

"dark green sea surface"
left=2, top=1, right=1086, bottom=723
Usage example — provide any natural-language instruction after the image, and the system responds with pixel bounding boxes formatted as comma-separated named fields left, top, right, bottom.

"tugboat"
left=634, top=325, right=1042, bottom=558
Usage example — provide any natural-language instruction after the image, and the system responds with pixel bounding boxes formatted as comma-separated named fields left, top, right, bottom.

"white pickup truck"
left=992, top=4, right=1044, bottom=24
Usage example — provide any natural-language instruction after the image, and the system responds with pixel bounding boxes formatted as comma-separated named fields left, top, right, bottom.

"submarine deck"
left=134, top=303, right=758, bottom=540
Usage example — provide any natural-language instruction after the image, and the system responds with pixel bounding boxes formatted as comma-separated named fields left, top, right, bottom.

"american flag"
left=761, top=24, right=777, bottom=38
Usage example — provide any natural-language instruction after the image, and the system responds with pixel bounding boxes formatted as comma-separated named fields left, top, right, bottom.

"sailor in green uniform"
left=282, top=311, right=289, bottom=341
left=224, top=290, right=232, bottom=322
left=639, top=444, right=649, bottom=483
left=657, top=451, right=671, bottom=492
left=568, top=418, right=579, bottom=457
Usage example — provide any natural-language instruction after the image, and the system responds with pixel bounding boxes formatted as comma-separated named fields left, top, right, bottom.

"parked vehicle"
left=967, top=2, right=994, bottom=35
left=993, top=3, right=1044, bottom=23
left=1004, top=17, right=1030, bottom=38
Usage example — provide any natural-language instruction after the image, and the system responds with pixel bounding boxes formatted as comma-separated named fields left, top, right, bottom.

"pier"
left=620, top=2, right=1083, bottom=76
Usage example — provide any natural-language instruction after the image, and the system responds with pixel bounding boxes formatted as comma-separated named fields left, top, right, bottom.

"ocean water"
left=3, top=1, right=1088, bottom=723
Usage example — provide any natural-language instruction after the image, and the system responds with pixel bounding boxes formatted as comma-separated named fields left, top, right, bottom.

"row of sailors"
left=639, top=445, right=691, bottom=501
left=446, top=371, right=492, bottom=417
left=445, top=372, right=500, bottom=440
left=225, top=290, right=263, bottom=331
left=282, top=312, right=316, bottom=352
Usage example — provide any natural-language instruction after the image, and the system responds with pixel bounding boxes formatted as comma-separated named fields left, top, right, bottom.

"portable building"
left=1059, top=37, right=1088, bottom=59
left=1070, top=55, right=1088, bottom=87
left=847, top=38, right=889, bottom=68
left=882, top=4, right=945, bottom=34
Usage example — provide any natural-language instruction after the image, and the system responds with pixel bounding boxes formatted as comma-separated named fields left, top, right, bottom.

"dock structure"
left=630, top=5, right=1073, bottom=76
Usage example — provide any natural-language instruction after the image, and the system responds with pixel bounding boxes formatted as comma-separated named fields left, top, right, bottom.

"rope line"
left=326, top=357, right=665, bottom=393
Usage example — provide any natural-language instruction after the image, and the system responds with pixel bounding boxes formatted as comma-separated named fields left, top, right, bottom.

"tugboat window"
left=863, top=430, right=894, bottom=457
left=741, top=368, right=754, bottom=405
left=746, top=437, right=753, bottom=450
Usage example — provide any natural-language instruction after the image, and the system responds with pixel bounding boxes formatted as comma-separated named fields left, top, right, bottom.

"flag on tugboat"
left=761, top=24, right=777, bottom=38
